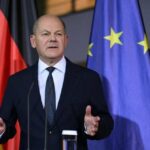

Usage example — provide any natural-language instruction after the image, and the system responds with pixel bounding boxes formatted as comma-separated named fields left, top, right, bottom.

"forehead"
left=37, top=16, right=64, bottom=31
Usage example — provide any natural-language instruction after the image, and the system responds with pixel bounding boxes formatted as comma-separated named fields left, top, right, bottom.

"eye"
left=41, top=32, right=49, bottom=36
left=55, top=32, right=64, bottom=37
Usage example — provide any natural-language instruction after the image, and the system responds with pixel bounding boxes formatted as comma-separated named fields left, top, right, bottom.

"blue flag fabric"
left=87, top=0, right=150, bottom=150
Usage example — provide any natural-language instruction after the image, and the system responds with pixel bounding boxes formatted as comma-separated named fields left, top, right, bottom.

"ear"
left=30, top=34, right=36, bottom=48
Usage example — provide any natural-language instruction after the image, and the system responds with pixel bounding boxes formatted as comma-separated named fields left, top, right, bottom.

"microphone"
left=27, top=81, right=35, bottom=150
left=44, top=101, right=48, bottom=150
left=26, top=80, right=49, bottom=150
left=62, top=130, right=78, bottom=150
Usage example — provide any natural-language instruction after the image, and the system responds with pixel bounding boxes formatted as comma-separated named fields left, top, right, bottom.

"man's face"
left=30, top=16, right=68, bottom=64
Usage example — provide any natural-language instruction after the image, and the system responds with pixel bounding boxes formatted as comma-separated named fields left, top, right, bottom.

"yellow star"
left=138, top=35, right=149, bottom=53
left=104, top=28, right=123, bottom=48
left=88, top=43, right=93, bottom=56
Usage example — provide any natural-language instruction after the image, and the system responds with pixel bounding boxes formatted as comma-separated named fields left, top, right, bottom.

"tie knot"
left=46, top=67, right=55, bottom=74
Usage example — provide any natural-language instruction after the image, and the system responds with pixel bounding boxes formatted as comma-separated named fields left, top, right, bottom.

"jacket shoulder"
left=67, top=59, right=100, bottom=78
left=8, top=63, right=37, bottom=82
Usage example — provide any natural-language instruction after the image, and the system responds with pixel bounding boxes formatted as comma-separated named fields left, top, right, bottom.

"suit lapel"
left=54, top=60, right=80, bottom=124
left=28, top=64, right=45, bottom=121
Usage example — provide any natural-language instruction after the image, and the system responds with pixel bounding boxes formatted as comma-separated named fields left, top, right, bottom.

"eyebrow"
left=39, top=29, right=65, bottom=33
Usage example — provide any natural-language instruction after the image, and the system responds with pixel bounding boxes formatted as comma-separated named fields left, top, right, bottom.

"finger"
left=85, top=116, right=99, bottom=128
left=93, top=122, right=99, bottom=128
left=86, top=123, right=98, bottom=133
left=96, top=116, right=100, bottom=121
left=89, top=129, right=97, bottom=136
left=92, top=116, right=100, bottom=125
left=90, top=126, right=98, bottom=135
left=89, top=132, right=95, bottom=136
left=0, top=118, right=4, bottom=126
left=0, top=127, right=5, bottom=133
left=85, top=105, right=92, bottom=117
left=93, top=116, right=100, bottom=121
left=0, top=119, right=6, bottom=134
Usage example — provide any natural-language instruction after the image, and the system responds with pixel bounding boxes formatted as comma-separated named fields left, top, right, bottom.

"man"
left=0, top=15, right=113, bottom=150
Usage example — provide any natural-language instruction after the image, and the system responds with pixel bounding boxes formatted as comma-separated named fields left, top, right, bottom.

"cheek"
left=37, top=40, right=47, bottom=47
left=60, top=39, right=67, bottom=47
left=35, top=42, right=47, bottom=54
left=64, top=39, right=68, bottom=48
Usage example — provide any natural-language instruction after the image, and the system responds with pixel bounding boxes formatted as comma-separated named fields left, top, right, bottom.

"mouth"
left=47, top=45, right=58, bottom=49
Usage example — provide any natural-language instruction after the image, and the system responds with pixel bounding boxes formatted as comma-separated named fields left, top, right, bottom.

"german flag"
left=0, top=0, right=37, bottom=149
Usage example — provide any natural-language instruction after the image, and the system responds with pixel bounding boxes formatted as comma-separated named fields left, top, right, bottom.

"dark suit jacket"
left=0, top=58, right=113, bottom=150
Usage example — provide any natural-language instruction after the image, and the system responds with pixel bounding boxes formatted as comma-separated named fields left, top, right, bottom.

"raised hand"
left=84, top=105, right=100, bottom=136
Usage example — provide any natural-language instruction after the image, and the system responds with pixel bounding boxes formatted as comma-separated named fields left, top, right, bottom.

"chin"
left=47, top=55, right=63, bottom=61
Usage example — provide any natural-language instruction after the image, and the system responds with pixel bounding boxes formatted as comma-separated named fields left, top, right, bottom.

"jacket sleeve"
left=0, top=77, right=17, bottom=143
left=86, top=72, right=114, bottom=139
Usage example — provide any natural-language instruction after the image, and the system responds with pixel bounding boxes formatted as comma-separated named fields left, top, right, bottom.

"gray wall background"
left=62, top=10, right=93, bottom=64
left=139, top=0, right=150, bottom=44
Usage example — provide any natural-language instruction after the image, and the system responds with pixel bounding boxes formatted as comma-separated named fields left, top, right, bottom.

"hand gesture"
left=0, top=117, right=6, bottom=134
left=84, top=105, right=100, bottom=136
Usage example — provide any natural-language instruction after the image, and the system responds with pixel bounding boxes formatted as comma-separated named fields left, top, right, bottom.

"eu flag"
left=87, top=0, right=150, bottom=150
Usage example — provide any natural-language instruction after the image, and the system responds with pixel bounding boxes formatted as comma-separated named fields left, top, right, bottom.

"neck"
left=40, top=56, right=63, bottom=67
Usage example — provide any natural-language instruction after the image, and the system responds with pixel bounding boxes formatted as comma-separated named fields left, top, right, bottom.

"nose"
left=49, top=34, right=56, bottom=42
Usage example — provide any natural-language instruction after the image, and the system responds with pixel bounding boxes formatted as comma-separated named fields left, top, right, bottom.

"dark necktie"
left=45, top=67, right=56, bottom=126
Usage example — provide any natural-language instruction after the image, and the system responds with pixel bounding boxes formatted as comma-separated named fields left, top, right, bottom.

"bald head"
left=30, top=14, right=68, bottom=66
left=32, top=14, right=66, bottom=34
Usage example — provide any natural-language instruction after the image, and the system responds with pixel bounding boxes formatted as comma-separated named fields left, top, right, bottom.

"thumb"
left=85, top=105, right=92, bottom=116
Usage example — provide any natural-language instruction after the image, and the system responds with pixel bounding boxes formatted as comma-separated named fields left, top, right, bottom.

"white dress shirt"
left=38, top=56, right=66, bottom=108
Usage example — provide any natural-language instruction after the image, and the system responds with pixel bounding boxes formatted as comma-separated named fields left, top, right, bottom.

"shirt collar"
left=38, top=56, right=66, bottom=74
